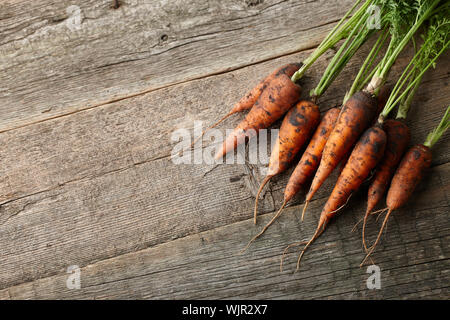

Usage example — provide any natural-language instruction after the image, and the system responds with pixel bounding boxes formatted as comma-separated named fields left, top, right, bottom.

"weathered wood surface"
left=0, top=0, right=449, bottom=299
left=0, top=0, right=351, bottom=132
left=0, top=163, right=448, bottom=299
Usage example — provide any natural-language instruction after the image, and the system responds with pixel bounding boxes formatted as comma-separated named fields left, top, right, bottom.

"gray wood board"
left=1, top=0, right=449, bottom=299
left=0, top=163, right=448, bottom=299
left=0, top=0, right=352, bottom=132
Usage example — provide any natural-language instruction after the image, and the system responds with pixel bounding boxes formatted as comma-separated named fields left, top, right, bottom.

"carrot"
left=361, top=106, right=449, bottom=266
left=253, top=100, right=320, bottom=223
left=286, top=108, right=340, bottom=207
left=338, top=84, right=392, bottom=175
left=216, top=0, right=382, bottom=160
left=361, top=10, right=449, bottom=262
left=360, top=144, right=432, bottom=266
left=234, top=63, right=302, bottom=114
left=361, top=119, right=410, bottom=254
left=302, top=90, right=378, bottom=216
left=363, top=119, right=410, bottom=235
left=191, top=63, right=301, bottom=149
left=294, top=125, right=386, bottom=270
left=214, top=74, right=301, bottom=160
left=302, top=0, right=440, bottom=215
left=386, top=145, right=432, bottom=211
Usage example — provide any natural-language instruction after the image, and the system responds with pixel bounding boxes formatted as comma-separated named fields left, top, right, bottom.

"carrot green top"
left=380, top=6, right=449, bottom=119
left=366, top=0, right=443, bottom=95
left=424, top=106, right=450, bottom=148
left=310, top=1, right=387, bottom=101
left=291, top=0, right=377, bottom=84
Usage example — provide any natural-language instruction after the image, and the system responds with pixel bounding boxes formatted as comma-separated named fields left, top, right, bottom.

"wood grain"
left=0, top=0, right=353, bottom=132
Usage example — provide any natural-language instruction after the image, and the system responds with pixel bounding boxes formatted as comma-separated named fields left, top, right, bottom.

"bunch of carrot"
left=198, top=0, right=449, bottom=271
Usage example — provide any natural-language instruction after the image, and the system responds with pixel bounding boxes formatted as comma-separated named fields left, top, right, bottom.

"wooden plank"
left=0, top=163, right=448, bottom=299
left=0, top=0, right=354, bottom=132
left=0, top=47, right=449, bottom=290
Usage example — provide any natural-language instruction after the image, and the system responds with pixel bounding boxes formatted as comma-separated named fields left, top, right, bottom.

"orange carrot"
left=302, top=91, right=378, bottom=216
left=253, top=100, right=320, bottom=224
left=361, top=106, right=450, bottom=266
left=339, top=84, right=392, bottom=174
left=360, top=144, right=432, bottom=266
left=243, top=107, right=338, bottom=250
left=192, top=63, right=302, bottom=148
left=362, top=119, right=410, bottom=250
left=214, top=74, right=301, bottom=160
left=295, top=125, right=386, bottom=270
left=386, top=144, right=432, bottom=210
left=286, top=108, right=340, bottom=207
left=233, top=63, right=302, bottom=114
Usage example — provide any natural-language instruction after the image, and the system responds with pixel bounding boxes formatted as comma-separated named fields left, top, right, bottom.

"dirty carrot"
left=302, top=0, right=442, bottom=218
left=365, top=120, right=411, bottom=218
left=191, top=63, right=302, bottom=148
left=338, top=84, right=392, bottom=175
left=214, top=74, right=302, bottom=160
left=216, top=0, right=378, bottom=159
left=295, top=125, right=386, bottom=270
left=361, top=106, right=449, bottom=266
left=247, top=1, right=383, bottom=241
left=253, top=100, right=320, bottom=223
left=362, top=9, right=449, bottom=257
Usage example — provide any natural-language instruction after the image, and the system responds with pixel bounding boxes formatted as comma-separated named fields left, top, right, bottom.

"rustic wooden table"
left=0, top=0, right=449, bottom=300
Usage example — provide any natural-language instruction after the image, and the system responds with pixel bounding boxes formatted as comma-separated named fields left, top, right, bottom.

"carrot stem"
left=377, top=0, right=441, bottom=81
left=291, top=0, right=374, bottom=83
left=344, top=28, right=389, bottom=103
left=424, top=106, right=450, bottom=148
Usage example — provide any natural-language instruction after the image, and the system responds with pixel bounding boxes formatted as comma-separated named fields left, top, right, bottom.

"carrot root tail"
left=190, top=112, right=234, bottom=150
left=360, top=209, right=392, bottom=267
left=351, top=217, right=363, bottom=233
left=242, top=200, right=287, bottom=254
left=254, top=176, right=272, bottom=225
left=280, top=239, right=308, bottom=272
left=301, top=201, right=309, bottom=222
left=362, top=210, right=371, bottom=254
left=295, top=219, right=327, bottom=273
